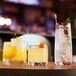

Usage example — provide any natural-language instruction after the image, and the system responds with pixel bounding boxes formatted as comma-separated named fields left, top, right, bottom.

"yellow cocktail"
left=28, top=42, right=48, bottom=66
left=3, top=42, right=16, bottom=62
left=11, top=38, right=27, bottom=62
left=12, top=47, right=27, bottom=61
left=3, top=41, right=27, bottom=63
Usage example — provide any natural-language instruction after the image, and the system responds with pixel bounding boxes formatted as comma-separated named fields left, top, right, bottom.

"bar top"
left=0, top=61, right=76, bottom=70
left=0, top=62, right=76, bottom=76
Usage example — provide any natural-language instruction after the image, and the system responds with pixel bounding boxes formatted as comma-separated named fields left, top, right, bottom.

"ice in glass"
left=55, top=23, right=72, bottom=65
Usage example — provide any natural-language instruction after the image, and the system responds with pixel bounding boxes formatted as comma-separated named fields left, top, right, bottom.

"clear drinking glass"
left=55, top=23, right=72, bottom=65
left=11, top=38, right=27, bottom=62
left=28, top=44, right=48, bottom=66
left=3, top=42, right=16, bottom=65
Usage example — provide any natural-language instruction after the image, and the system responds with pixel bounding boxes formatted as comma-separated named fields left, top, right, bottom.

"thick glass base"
left=28, top=62, right=47, bottom=66
left=3, top=60, right=10, bottom=65
left=3, top=60, right=25, bottom=65
left=55, top=62, right=72, bottom=65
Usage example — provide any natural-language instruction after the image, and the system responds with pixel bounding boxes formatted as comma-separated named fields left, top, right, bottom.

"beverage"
left=3, top=42, right=16, bottom=64
left=55, top=23, right=72, bottom=65
left=12, top=47, right=27, bottom=61
left=28, top=42, right=48, bottom=66
left=3, top=38, right=27, bottom=64
left=11, top=38, right=27, bottom=62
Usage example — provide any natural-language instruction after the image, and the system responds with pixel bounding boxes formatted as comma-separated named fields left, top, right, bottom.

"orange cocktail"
left=3, top=42, right=16, bottom=64
left=3, top=40, right=27, bottom=64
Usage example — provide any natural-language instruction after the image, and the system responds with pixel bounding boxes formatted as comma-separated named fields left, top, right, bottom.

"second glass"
left=28, top=44, right=48, bottom=66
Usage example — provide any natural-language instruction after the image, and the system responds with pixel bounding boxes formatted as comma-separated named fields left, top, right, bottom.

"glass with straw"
left=54, top=15, right=72, bottom=65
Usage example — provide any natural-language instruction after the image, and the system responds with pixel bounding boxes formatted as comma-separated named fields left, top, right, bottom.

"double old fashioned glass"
left=28, top=43, right=48, bottom=66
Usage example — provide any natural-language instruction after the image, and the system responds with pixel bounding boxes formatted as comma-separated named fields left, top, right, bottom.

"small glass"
left=28, top=44, right=48, bottom=66
left=55, top=23, right=72, bottom=65
left=3, top=42, right=16, bottom=65
left=11, top=38, right=27, bottom=62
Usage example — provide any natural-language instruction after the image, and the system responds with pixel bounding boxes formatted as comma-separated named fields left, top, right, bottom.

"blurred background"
left=0, top=0, right=76, bottom=36
left=0, top=0, right=56, bottom=36
left=0, top=0, right=76, bottom=61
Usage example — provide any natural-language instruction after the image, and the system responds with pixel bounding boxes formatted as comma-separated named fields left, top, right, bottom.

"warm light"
left=5, top=18, right=12, bottom=26
left=0, top=16, right=5, bottom=26
left=0, top=16, right=12, bottom=26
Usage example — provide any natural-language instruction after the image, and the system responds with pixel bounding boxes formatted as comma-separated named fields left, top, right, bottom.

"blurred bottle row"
left=0, top=9, right=55, bottom=36
left=0, top=0, right=56, bottom=36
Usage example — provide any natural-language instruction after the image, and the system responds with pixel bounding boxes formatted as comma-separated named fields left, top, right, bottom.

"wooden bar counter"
left=0, top=62, right=76, bottom=76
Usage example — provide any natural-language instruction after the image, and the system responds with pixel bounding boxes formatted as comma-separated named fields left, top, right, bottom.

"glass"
left=3, top=38, right=27, bottom=65
left=28, top=44, right=48, bottom=66
left=55, top=23, right=72, bottom=65
left=11, top=38, right=27, bottom=62
left=3, top=42, right=16, bottom=64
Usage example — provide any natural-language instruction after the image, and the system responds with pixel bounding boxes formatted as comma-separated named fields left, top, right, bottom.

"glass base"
left=3, top=60, right=25, bottom=65
left=28, top=62, right=47, bottom=66
left=55, top=62, right=72, bottom=65
left=3, top=60, right=10, bottom=65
